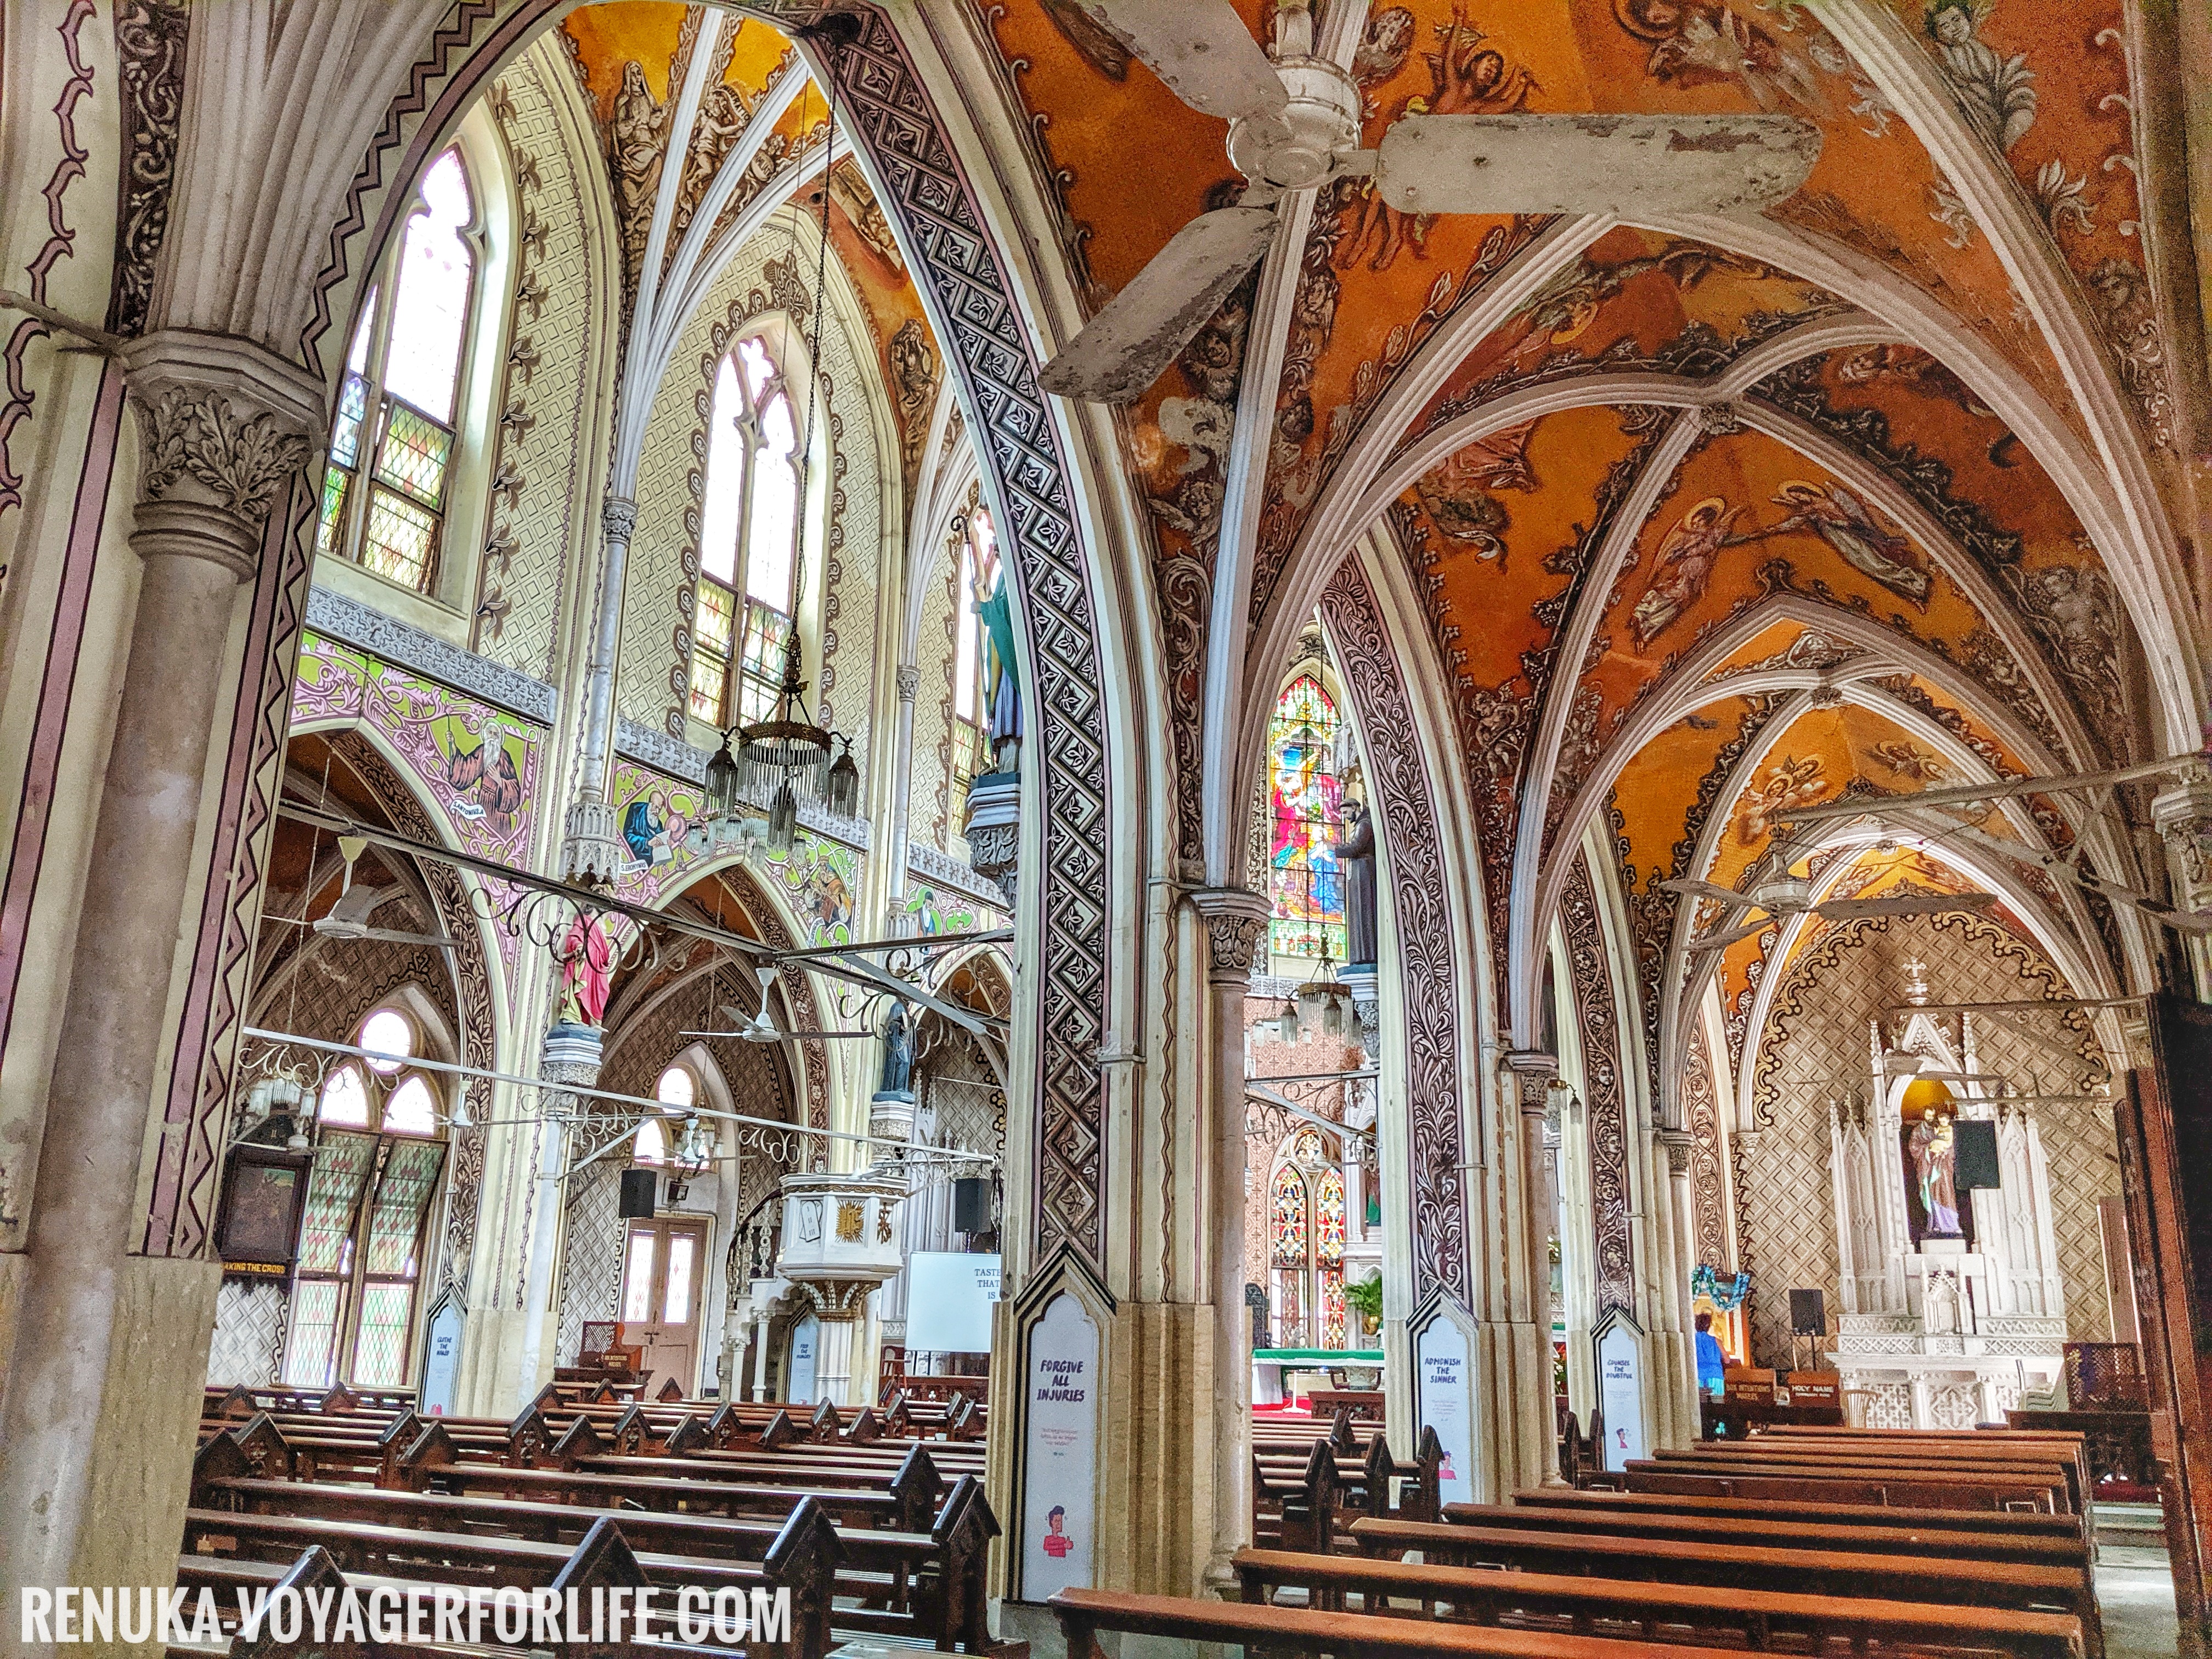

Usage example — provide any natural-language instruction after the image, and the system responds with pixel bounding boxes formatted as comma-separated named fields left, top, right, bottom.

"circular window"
left=359, top=1008, right=414, bottom=1074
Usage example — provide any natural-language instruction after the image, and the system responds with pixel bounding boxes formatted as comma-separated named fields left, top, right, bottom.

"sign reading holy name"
left=1019, top=1294, right=1098, bottom=1601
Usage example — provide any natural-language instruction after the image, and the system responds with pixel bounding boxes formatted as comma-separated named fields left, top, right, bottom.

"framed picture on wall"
left=213, top=1144, right=311, bottom=1277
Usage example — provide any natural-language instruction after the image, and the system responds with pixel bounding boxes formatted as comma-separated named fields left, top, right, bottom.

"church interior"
left=5, top=0, right=2212, bottom=1654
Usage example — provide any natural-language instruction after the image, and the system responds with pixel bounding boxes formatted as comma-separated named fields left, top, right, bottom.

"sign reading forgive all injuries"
left=1019, top=1293, right=1098, bottom=1601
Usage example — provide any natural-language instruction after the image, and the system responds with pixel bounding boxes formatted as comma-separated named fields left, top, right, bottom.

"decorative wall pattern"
left=1739, top=908, right=2117, bottom=1364
left=1681, top=1025, right=1731, bottom=1273
left=108, top=0, right=190, bottom=337
left=206, top=1280, right=287, bottom=1387
left=1562, top=855, right=1635, bottom=1323
left=1317, top=557, right=1469, bottom=1309
left=478, top=47, right=600, bottom=677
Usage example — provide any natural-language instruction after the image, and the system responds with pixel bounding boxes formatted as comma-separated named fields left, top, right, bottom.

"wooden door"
left=618, top=1217, right=707, bottom=1396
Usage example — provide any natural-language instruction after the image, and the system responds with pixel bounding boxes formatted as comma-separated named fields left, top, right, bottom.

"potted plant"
left=1344, top=1269, right=1384, bottom=1341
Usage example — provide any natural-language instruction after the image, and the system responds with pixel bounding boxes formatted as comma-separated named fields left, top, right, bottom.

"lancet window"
left=1267, top=1129, right=1350, bottom=1350
left=283, top=1006, right=448, bottom=1390
left=692, top=335, right=803, bottom=728
left=1267, top=674, right=1346, bottom=962
left=317, top=148, right=482, bottom=595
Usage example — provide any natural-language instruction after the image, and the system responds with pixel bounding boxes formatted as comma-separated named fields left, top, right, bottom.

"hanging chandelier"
left=703, top=50, right=861, bottom=855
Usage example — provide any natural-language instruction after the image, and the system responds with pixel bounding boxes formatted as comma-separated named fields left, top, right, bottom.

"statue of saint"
left=1336, top=797, right=1378, bottom=967
left=974, top=565, right=1022, bottom=774
left=877, top=1000, right=916, bottom=1099
left=1909, top=1113, right=1962, bottom=1236
left=557, top=911, right=616, bottom=1029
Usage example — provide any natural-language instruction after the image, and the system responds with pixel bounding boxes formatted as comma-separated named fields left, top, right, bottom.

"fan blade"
left=1814, top=893, right=1997, bottom=922
left=1065, top=0, right=1286, bottom=122
left=356, top=926, right=461, bottom=949
left=1660, top=876, right=1750, bottom=905
left=1040, top=205, right=1278, bottom=402
left=1689, top=918, right=1773, bottom=953
left=758, top=1030, right=881, bottom=1042
left=1373, top=114, right=1821, bottom=217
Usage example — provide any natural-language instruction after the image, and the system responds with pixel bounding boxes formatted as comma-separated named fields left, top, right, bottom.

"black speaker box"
left=1789, top=1287, right=1826, bottom=1336
left=1953, top=1119, right=2001, bottom=1190
left=952, top=1177, right=991, bottom=1234
left=619, top=1167, right=658, bottom=1220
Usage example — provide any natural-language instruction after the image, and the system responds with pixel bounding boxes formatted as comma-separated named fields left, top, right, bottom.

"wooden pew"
left=1645, top=1443, right=2084, bottom=1513
left=1615, top=1455, right=2073, bottom=1517
left=1511, top=1483, right=2089, bottom=1549
left=1232, top=1544, right=2086, bottom=1658
left=1350, top=1514, right=2102, bottom=1645
left=1047, top=1585, right=1768, bottom=1659
left=1477, top=1493, right=2092, bottom=1567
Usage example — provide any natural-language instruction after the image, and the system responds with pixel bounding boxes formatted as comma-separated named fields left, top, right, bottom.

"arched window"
left=1266, top=1129, right=1351, bottom=1351
left=951, top=510, right=1000, bottom=816
left=285, top=1005, right=449, bottom=1390
left=317, top=147, right=482, bottom=595
left=634, top=1118, right=669, bottom=1164
left=656, top=1065, right=697, bottom=1111
left=1267, top=675, right=1346, bottom=962
left=692, top=336, right=802, bottom=728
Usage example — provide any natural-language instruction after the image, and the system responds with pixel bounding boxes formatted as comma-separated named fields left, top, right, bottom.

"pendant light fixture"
left=705, top=44, right=861, bottom=852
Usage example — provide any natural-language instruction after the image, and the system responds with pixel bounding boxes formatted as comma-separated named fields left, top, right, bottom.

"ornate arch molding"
left=1561, top=853, right=1635, bottom=1324
left=312, top=726, right=503, bottom=1295
left=312, top=0, right=1115, bottom=1268
left=1315, top=555, right=1473, bottom=1309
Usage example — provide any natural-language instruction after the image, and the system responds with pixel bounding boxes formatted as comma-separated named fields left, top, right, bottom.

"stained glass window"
left=1271, top=1163, right=1308, bottom=1267
left=1322, top=1263, right=1346, bottom=1349
left=623, top=1233, right=657, bottom=1323
left=691, top=334, right=803, bottom=729
left=1266, top=675, right=1346, bottom=961
left=285, top=1002, right=450, bottom=1391
left=318, top=146, right=479, bottom=595
left=1316, top=1169, right=1347, bottom=1264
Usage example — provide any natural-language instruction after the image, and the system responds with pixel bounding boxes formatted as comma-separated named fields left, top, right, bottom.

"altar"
left=1822, top=987, right=2072, bottom=1428
left=1251, top=1346, right=1383, bottom=1408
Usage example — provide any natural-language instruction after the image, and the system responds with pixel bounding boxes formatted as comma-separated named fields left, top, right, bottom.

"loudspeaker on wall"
left=1953, top=1119, right=2001, bottom=1190
left=619, top=1167, right=657, bottom=1220
left=952, top=1177, right=991, bottom=1234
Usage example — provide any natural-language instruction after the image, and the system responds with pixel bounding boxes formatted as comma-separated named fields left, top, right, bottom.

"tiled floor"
left=2101, top=1546, right=2181, bottom=1658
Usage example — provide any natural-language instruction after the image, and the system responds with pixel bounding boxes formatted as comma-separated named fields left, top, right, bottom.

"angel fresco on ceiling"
left=1924, top=0, right=2037, bottom=154
left=1502, top=241, right=1774, bottom=368
left=1614, top=0, right=1832, bottom=116
left=1630, top=496, right=1759, bottom=649
left=1764, top=481, right=1933, bottom=609
left=1335, top=5, right=1538, bottom=273
left=1410, top=422, right=1541, bottom=567
left=1870, top=740, right=1947, bottom=781
left=1736, top=754, right=1829, bottom=844
left=1834, top=345, right=2019, bottom=467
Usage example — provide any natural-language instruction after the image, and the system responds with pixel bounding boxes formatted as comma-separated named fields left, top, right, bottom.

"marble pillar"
left=515, top=1022, right=604, bottom=1401
left=0, top=331, right=320, bottom=1636
left=1503, top=1051, right=1565, bottom=1482
left=1189, top=886, right=1270, bottom=1591
left=560, top=496, right=638, bottom=881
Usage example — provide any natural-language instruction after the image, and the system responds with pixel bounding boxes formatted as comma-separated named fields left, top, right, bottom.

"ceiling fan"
left=282, top=835, right=460, bottom=950
left=1664, top=870, right=2000, bottom=953
left=1038, top=0, right=1821, bottom=402
left=1905, top=813, right=2212, bottom=936
left=680, top=963, right=880, bottom=1045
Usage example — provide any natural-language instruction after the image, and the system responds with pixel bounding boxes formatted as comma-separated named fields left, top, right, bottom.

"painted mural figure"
left=1925, top=0, right=2037, bottom=153
left=1765, top=481, right=1932, bottom=607
left=623, top=789, right=687, bottom=867
left=1630, top=496, right=1752, bottom=649
left=1910, top=1114, right=1963, bottom=1235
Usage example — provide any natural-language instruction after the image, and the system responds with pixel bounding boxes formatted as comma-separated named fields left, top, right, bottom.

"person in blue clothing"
left=1694, top=1310, right=1728, bottom=1398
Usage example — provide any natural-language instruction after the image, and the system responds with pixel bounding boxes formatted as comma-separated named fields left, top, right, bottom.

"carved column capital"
left=1189, top=887, right=1271, bottom=982
left=1504, top=1049, right=1560, bottom=1117
left=120, top=329, right=323, bottom=579
left=895, top=664, right=921, bottom=701
left=601, top=494, right=639, bottom=541
left=1657, top=1128, right=1694, bottom=1178
left=2152, top=777, right=2212, bottom=911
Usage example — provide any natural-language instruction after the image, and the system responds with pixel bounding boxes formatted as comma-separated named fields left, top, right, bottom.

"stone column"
left=561, top=496, right=638, bottom=881
left=1503, top=1051, right=1565, bottom=1482
left=515, top=1022, right=605, bottom=1398
left=1188, top=886, right=1270, bottom=1591
left=0, top=331, right=319, bottom=1624
left=804, top=1283, right=873, bottom=1408
left=885, top=664, right=921, bottom=906
left=1657, top=1127, right=1700, bottom=1439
